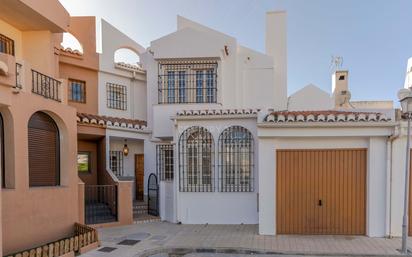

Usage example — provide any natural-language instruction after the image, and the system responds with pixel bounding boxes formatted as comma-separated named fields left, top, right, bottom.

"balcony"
left=31, top=69, right=61, bottom=102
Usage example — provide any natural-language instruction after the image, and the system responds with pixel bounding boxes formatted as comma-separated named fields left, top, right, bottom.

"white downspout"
left=387, top=126, right=400, bottom=237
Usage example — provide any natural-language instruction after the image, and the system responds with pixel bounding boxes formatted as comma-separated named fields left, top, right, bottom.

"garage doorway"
left=276, top=149, right=366, bottom=235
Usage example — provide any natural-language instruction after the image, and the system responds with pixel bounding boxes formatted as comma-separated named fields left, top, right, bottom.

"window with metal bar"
left=107, top=83, right=127, bottom=110
left=158, top=61, right=217, bottom=104
left=69, top=79, right=86, bottom=103
left=218, top=126, right=254, bottom=192
left=109, top=151, right=124, bottom=177
left=15, top=63, right=22, bottom=89
left=0, top=33, right=14, bottom=56
left=179, top=126, right=214, bottom=192
left=156, top=144, right=174, bottom=181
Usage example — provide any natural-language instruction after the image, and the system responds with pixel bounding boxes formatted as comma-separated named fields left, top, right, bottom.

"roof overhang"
left=0, top=0, right=70, bottom=32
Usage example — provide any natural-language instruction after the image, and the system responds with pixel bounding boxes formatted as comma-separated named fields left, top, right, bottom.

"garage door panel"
left=276, top=149, right=366, bottom=235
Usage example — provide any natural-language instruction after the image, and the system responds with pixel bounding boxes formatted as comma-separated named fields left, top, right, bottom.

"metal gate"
left=147, top=173, right=159, bottom=216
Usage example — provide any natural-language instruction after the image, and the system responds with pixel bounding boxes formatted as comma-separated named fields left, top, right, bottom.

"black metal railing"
left=31, top=69, right=61, bottom=102
left=0, top=33, right=14, bottom=56
left=85, top=185, right=118, bottom=225
left=158, top=62, right=218, bottom=104
left=15, top=63, right=22, bottom=89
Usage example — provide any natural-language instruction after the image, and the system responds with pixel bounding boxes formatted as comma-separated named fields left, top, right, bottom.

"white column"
left=258, top=138, right=276, bottom=235
left=367, top=137, right=388, bottom=237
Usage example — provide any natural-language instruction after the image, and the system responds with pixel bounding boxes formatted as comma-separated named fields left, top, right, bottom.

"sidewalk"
left=81, top=222, right=404, bottom=257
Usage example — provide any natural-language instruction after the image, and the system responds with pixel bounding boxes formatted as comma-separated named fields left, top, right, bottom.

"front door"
left=135, top=154, right=144, bottom=201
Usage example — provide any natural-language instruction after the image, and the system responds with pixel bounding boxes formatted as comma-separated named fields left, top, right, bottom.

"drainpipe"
left=386, top=126, right=400, bottom=238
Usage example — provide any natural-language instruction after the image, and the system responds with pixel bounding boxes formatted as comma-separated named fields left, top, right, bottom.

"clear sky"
left=58, top=0, right=412, bottom=103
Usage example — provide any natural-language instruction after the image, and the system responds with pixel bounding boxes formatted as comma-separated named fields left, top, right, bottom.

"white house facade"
left=68, top=10, right=412, bottom=239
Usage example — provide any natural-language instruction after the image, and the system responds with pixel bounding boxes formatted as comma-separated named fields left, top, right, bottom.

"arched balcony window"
left=179, top=126, right=214, bottom=192
left=218, top=126, right=254, bottom=192
left=28, top=112, right=60, bottom=187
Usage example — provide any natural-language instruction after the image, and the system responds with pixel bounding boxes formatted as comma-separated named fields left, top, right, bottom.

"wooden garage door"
left=276, top=149, right=366, bottom=235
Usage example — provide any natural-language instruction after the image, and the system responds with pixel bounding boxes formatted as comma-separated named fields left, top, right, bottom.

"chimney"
left=405, top=57, right=412, bottom=89
left=266, top=11, right=287, bottom=110
left=332, top=70, right=351, bottom=108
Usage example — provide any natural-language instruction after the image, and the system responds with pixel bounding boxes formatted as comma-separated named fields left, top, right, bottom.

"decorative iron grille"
left=69, top=79, right=86, bottom=103
left=15, top=63, right=22, bottom=89
left=31, top=70, right=61, bottom=102
left=107, top=83, right=127, bottom=110
left=0, top=33, right=14, bottom=56
left=156, top=144, right=174, bottom=181
left=218, top=126, right=254, bottom=192
left=158, top=61, right=218, bottom=104
left=179, top=126, right=214, bottom=192
left=109, top=151, right=124, bottom=177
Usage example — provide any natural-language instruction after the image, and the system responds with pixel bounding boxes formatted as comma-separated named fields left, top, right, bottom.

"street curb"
left=135, top=246, right=405, bottom=257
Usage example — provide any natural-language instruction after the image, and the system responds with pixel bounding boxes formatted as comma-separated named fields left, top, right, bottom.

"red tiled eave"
left=77, top=113, right=147, bottom=130
left=265, top=110, right=391, bottom=123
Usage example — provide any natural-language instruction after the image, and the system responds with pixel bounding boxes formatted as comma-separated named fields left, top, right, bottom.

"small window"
left=109, top=151, right=123, bottom=177
left=339, top=75, right=345, bottom=80
left=156, top=144, right=174, bottom=181
left=0, top=33, right=15, bottom=56
left=107, top=83, right=127, bottom=110
left=69, top=79, right=86, bottom=103
left=78, top=152, right=91, bottom=173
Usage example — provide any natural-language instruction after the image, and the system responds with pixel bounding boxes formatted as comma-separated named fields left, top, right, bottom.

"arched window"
left=28, top=112, right=60, bottom=187
left=179, top=126, right=214, bottom=192
left=61, top=33, right=83, bottom=54
left=218, top=126, right=254, bottom=192
left=0, top=113, right=4, bottom=188
left=114, top=48, right=140, bottom=65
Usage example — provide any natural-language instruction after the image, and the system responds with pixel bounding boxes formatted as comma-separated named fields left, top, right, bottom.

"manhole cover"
left=118, top=239, right=140, bottom=246
left=98, top=247, right=117, bottom=253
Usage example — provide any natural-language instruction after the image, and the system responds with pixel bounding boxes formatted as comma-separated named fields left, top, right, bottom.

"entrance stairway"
left=133, top=200, right=160, bottom=224
left=85, top=202, right=117, bottom=224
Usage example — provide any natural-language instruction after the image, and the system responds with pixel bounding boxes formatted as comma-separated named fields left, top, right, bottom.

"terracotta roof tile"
left=77, top=113, right=147, bottom=130
left=177, top=108, right=260, bottom=117
left=265, top=110, right=391, bottom=123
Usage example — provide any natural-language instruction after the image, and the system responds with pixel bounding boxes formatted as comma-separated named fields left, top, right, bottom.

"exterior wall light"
left=123, top=139, right=129, bottom=156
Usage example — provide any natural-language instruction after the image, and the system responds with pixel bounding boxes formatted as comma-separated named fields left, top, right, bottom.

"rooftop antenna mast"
left=330, top=55, right=343, bottom=74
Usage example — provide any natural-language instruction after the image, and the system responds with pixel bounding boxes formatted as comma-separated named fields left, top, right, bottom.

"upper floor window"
left=107, top=83, right=127, bottom=110
left=0, top=33, right=14, bottom=56
left=158, top=60, right=218, bottom=104
left=69, top=79, right=86, bottom=103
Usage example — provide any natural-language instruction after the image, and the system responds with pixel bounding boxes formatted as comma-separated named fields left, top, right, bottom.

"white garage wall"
left=258, top=135, right=389, bottom=237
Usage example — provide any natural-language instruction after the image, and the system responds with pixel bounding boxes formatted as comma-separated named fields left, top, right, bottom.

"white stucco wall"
left=257, top=125, right=394, bottom=236
left=98, top=19, right=147, bottom=121
left=288, top=84, right=333, bottom=111
left=173, top=117, right=259, bottom=224
left=142, top=15, right=287, bottom=139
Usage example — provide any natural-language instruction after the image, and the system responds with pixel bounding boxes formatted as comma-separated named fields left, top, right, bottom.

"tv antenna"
left=330, top=56, right=343, bottom=73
